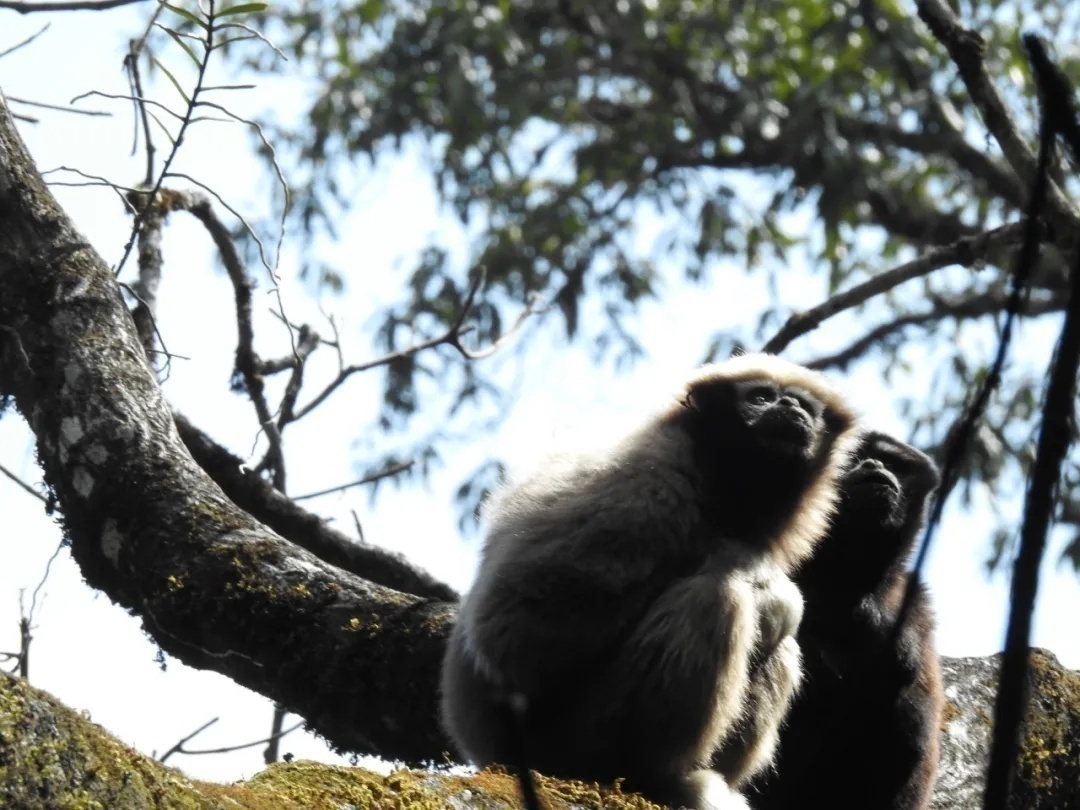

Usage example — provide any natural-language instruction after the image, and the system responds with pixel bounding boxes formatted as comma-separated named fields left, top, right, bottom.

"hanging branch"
left=983, top=35, right=1080, bottom=810
left=892, top=56, right=1056, bottom=640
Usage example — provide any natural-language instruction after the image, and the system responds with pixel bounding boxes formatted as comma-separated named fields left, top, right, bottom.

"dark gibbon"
left=746, top=430, right=945, bottom=810
left=440, top=354, right=861, bottom=810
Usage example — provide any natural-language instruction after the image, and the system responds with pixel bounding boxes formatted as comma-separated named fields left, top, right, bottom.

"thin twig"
left=0, top=0, right=144, bottom=11
left=0, top=23, right=49, bottom=59
left=179, top=190, right=287, bottom=490
left=156, top=717, right=304, bottom=768
left=0, top=462, right=47, bottom=503
left=29, top=540, right=66, bottom=623
left=6, top=96, right=110, bottom=117
left=276, top=325, right=320, bottom=428
left=113, top=0, right=216, bottom=279
left=128, top=194, right=167, bottom=362
left=292, top=271, right=544, bottom=422
left=124, top=36, right=157, bottom=186
left=158, top=717, right=219, bottom=763
left=293, top=461, right=416, bottom=502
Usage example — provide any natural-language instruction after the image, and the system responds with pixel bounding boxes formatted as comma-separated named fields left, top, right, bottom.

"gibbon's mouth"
left=847, top=459, right=902, bottom=497
left=756, top=407, right=814, bottom=449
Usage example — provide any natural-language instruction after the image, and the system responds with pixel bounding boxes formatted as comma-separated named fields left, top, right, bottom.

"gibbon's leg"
left=576, top=570, right=756, bottom=807
left=439, top=620, right=511, bottom=768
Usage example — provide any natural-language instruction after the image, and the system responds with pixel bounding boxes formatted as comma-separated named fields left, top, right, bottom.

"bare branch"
left=276, top=325, right=321, bottom=429
left=127, top=193, right=167, bottom=361
left=173, top=414, right=457, bottom=601
left=0, top=23, right=49, bottom=59
left=293, top=461, right=416, bottom=502
left=806, top=291, right=1068, bottom=371
left=762, top=222, right=1026, bottom=355
left=0, top=0, right=144, bottom=12
left=915, top=0, right=1078, bottom=229
left=158, top=708, right=306, bottom=764
left=124, top=36, right=157, bottom=187
left=158, top=717, right=219, bottom=764
left=292, top=271, right=544, bottom=422
left=177, top=191, right=287, bottom=490
left=6, top=96, right=110, bottom=117
left=0, top=462, right=47, bottom=503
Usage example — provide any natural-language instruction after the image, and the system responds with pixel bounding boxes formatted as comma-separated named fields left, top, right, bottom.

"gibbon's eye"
left=745, top=384, right=777, bottom=405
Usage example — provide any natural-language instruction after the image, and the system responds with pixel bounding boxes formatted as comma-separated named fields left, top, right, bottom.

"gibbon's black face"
left=797, top=431, right=939, bottom=601
left=731, top=379, right=828, bottom=459
left=840, top=432, right=939, bottom=530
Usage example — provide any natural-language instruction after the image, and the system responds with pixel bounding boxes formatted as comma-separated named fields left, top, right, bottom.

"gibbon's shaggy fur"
left=746, top=431, right=945, bottom=810
left=440, top=354, right=861, bottom=810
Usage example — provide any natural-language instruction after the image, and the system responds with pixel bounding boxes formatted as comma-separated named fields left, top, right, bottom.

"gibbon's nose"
left=862, top=458, right=888, bottom=473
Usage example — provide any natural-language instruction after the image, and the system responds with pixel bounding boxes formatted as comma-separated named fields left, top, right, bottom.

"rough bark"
left=173, top=413, right=458, bottom=603
left=933, top=649, right=1080, bottom=810
left=0, top=89, right=455, bottom=765
left=3, top=651, right=1078, bottom=808
left=0, top=668, right=656, bottom=810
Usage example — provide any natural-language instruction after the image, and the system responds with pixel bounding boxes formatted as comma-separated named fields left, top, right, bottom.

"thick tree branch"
left=0, top=91, right=453, bottom=763
left=174, top=413, right=456, bottom=601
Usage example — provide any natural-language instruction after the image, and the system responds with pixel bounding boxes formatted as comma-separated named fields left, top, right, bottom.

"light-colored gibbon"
left=745, top=431, right=944, bottom=810
left=440, top=354, right=861, bottom=810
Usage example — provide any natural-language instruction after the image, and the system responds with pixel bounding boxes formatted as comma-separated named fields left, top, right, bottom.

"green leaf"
left=152, top=56, right=191, bottom=104
left=164, top=27, right=202, bottom=67
left=216, top=2, right=269, bottom=18
left=160, top=1, right=207, bottom=28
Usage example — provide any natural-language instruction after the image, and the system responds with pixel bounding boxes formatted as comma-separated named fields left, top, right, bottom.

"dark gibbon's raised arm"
left=440, top=354, right=861, bottom=810
left=747, top=431, right=945, bottom=810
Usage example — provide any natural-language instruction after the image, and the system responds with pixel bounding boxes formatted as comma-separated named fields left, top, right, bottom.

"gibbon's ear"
left=681, top=376, right=734, bottom=415
left=823, top=402, right=855, bottom=438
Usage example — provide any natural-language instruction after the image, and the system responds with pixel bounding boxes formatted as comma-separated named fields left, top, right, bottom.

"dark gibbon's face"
left=796, top=431, right=939, bottom=600
left=730, top=379, right=829, bottom=460
left=683, top=375, right=834, bottom=468
left=840, top=432, right=939, bottom=530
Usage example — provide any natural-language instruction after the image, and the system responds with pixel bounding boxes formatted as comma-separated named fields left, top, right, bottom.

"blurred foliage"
left=218, top=0, right=1080, bottom=555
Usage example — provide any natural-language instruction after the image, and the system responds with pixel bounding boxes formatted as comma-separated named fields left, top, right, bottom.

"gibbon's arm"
left=461, top=435, right=703, bottom=695
left=461, top=527, right=681, bottom=696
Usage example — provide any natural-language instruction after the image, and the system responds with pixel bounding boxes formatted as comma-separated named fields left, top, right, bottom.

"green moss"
left=2, top=673, right=669, bottom=809
left=0, top=673, right=209, bottom=809
left=1013, top=650, right=1080, bottom=806
left=460, top=766, right=665, bottom=809
left=940, top=700, right=961, bottom=731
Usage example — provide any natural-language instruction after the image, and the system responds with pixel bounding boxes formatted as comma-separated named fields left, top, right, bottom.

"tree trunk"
left=0, top=89, right=455, bottom=764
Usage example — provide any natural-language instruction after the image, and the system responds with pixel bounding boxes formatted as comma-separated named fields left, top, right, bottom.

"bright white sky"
left=1, top=5, right=1079, bottom=785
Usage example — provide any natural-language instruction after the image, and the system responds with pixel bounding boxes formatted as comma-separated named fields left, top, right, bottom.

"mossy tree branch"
left=0, top=89, right=454, bottom=764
